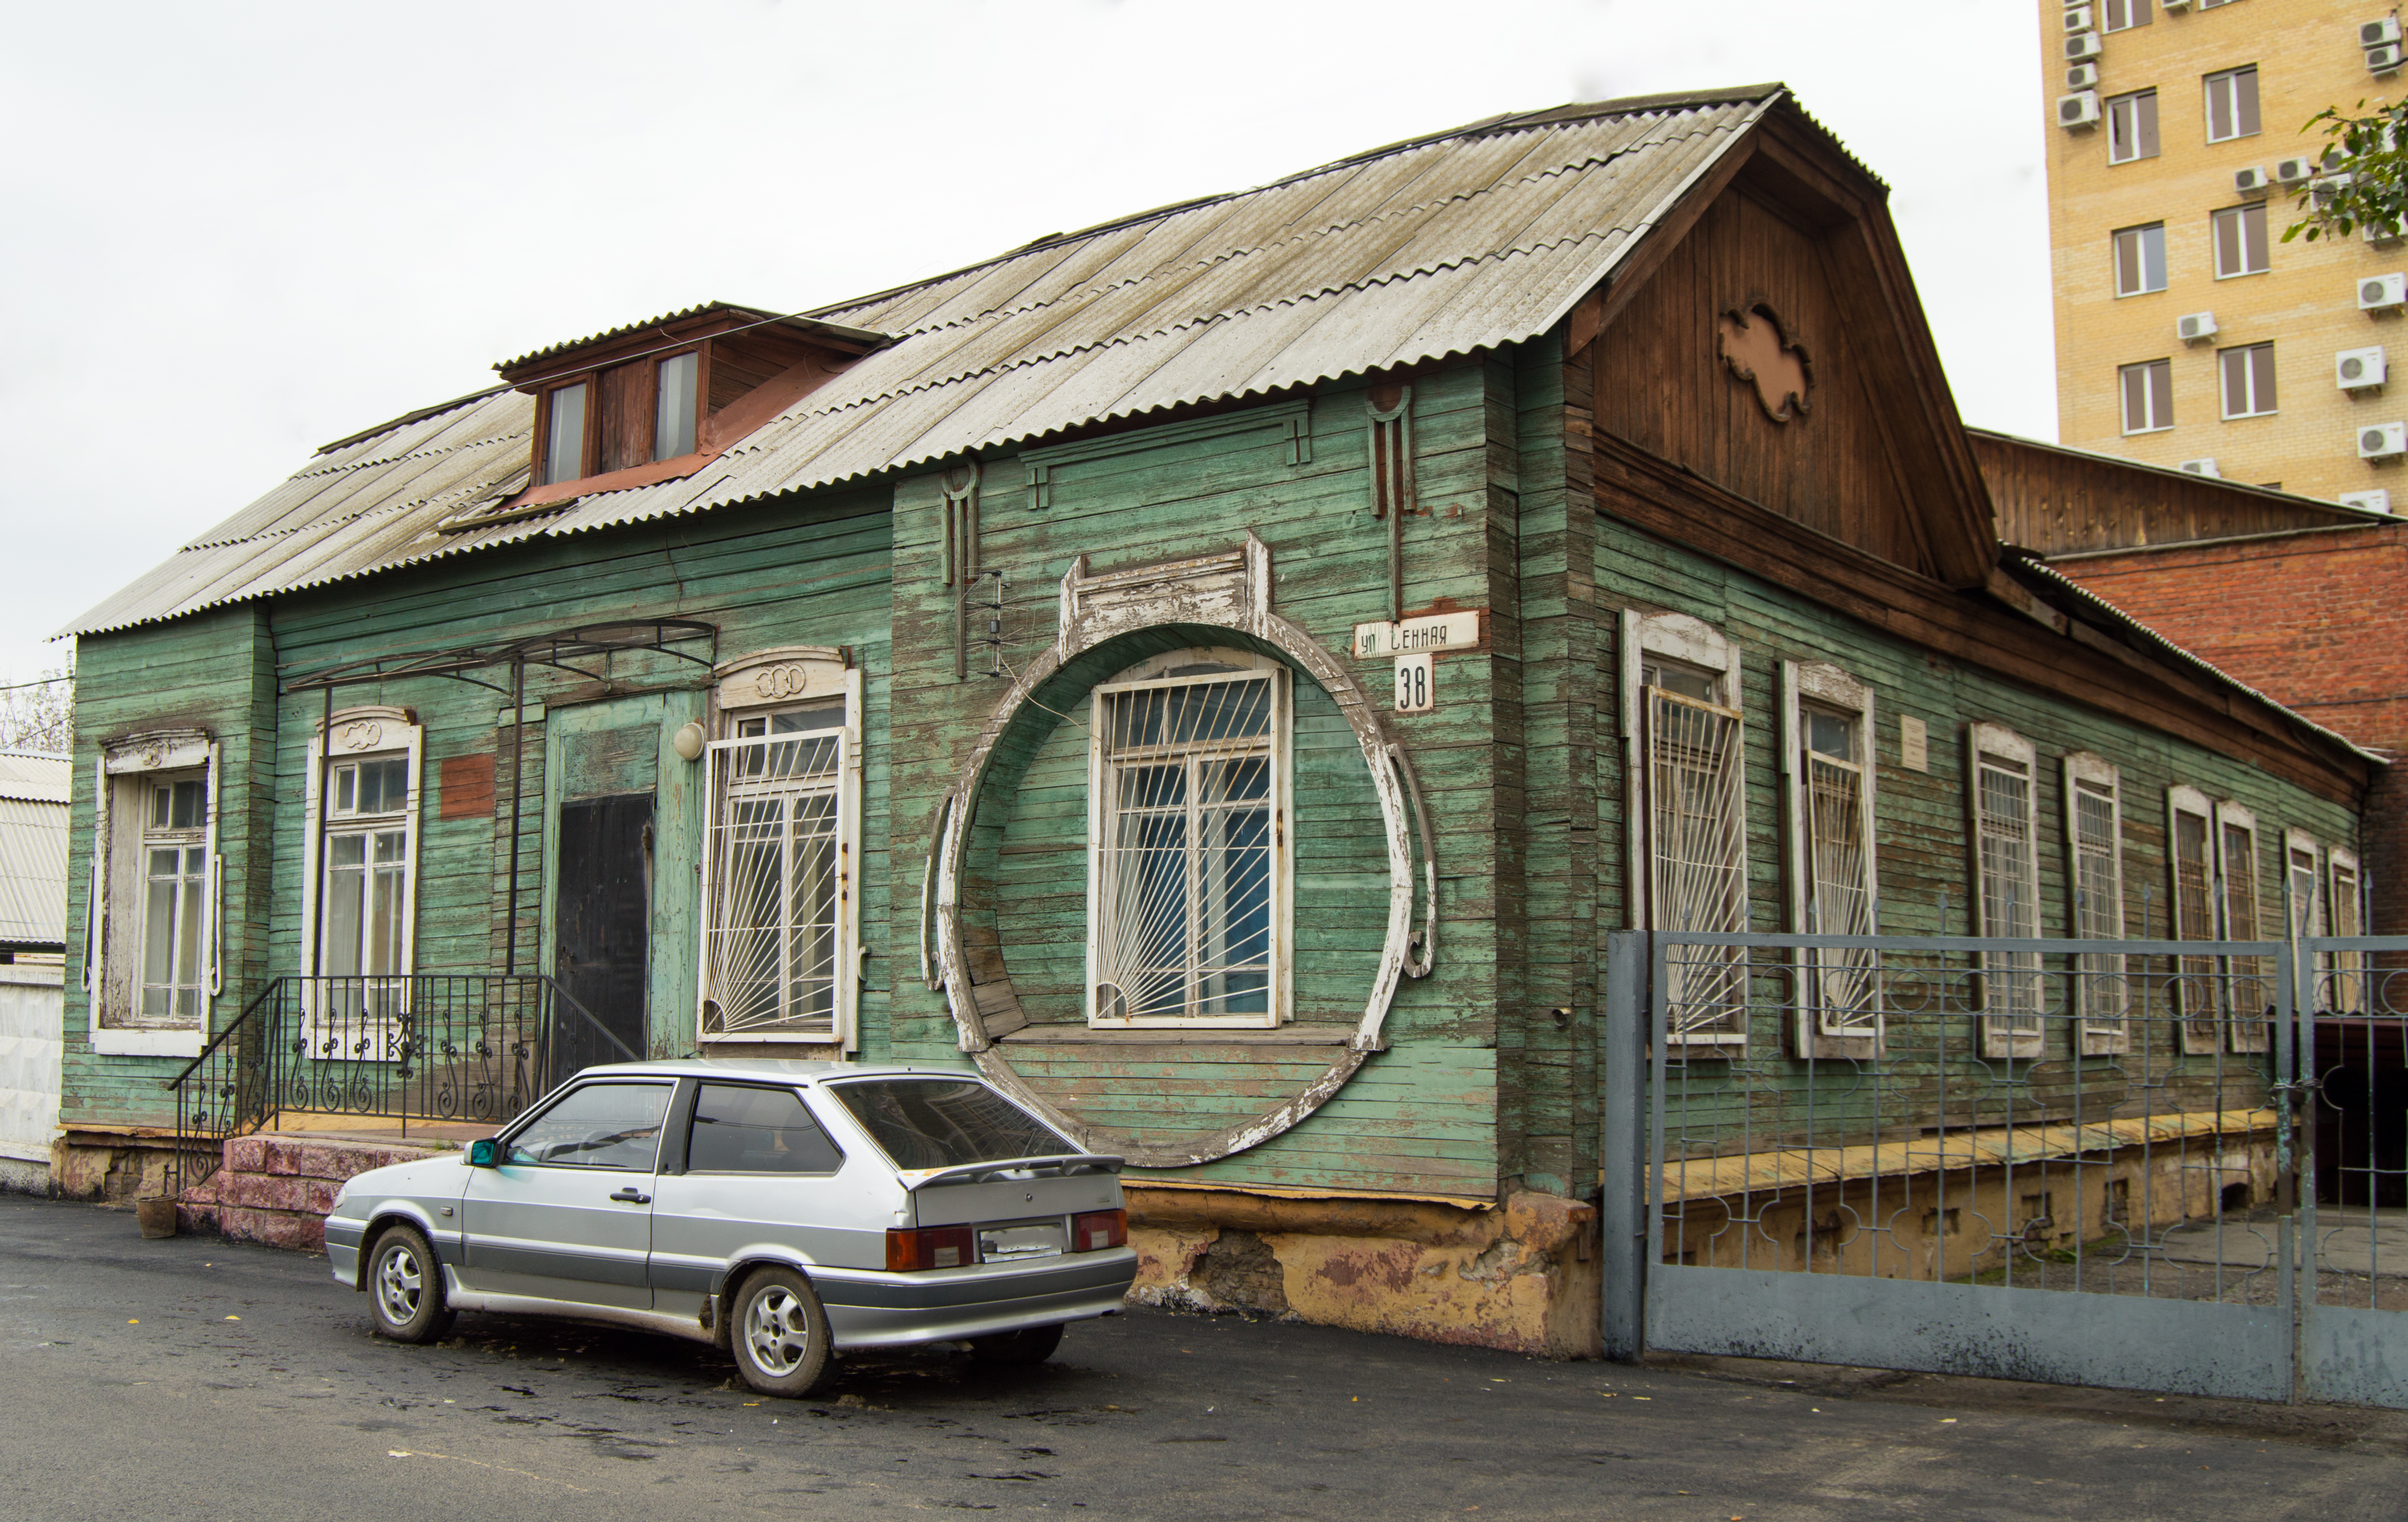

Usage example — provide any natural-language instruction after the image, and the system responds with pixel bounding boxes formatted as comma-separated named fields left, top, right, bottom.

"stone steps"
left=179, top=1135, right=440, bottom=1251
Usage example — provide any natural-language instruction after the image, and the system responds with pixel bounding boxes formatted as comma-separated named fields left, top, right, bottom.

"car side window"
left=687, top=1084, right=845, bottom=1175
left=504, top=1082, right=672, bottom=1170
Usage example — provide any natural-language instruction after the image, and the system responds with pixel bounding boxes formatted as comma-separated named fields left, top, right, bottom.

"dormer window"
left=467, top=303, right=888, bottom=526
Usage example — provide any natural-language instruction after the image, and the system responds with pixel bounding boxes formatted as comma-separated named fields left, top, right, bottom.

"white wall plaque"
left=1353, top=610, right=1484, bottom=658
left=1899, top=714, right=1929, bottom=773
left=1394, top=652, right=1434, bottom=713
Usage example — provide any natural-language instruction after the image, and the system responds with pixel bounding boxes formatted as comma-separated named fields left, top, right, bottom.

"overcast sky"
left=0, top=0, right=2054, bottom=688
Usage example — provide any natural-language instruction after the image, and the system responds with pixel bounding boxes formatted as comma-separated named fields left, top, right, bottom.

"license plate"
left=979, top=1224, right=1066, bottom=1262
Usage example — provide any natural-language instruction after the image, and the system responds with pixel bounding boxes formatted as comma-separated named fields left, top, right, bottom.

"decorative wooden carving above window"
left=1717, top=303, right=1813, bottom=423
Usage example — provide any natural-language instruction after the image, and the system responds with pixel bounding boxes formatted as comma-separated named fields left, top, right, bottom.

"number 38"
left=1394, top=655, right=1431, bottom=713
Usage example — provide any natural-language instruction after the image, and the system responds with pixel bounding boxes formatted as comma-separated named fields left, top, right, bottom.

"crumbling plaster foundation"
left=1125, top=1187, right=1602, bottom=1358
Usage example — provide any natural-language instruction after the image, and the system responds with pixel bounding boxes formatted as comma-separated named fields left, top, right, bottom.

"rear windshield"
left=831, top=1078, right=1070, bottom=1171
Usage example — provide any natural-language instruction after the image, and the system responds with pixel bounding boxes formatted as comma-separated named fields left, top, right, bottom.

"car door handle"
left=609, top=1187, right=652, bottom=1205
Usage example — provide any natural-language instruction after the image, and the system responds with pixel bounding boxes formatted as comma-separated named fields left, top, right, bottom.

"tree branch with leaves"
left=2283, top=98, right=2408, bottom=244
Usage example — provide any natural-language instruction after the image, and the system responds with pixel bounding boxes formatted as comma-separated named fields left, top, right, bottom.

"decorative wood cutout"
left=939, top=459, right=980, bottom=587
left=1718, top=304, right=1812, bottom=423
left=1366, top=383, right=1414, bottom=620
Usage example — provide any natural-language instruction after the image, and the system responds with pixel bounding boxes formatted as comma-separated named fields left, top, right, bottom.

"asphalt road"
left=4, top=1194, right=2406, bottom=1521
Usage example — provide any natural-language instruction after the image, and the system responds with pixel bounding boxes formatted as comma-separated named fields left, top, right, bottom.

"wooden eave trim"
left=496, top=312, right=747, bottom=390
left=1590, top=129, right=1764, bottom=340
left=1591, top=432, right=2374, bottom=803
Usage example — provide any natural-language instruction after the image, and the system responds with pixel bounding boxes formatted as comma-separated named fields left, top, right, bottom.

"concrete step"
left=181, top=1134, right=446, bottom=1251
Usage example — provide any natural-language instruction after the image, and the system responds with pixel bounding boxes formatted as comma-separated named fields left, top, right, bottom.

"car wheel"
left=367, top=1224, right=456, bottom=1344
left=968, top=1323, right=1064, bottom=1365
left=731, top=1266, right=834, bottom=1398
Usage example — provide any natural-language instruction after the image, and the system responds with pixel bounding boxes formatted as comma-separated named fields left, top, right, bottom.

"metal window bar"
left=1646, top=687, right=1750, bottom=1044
left=700, top=731, right=848, bottom=1039
left=1803, top=749, right=1877, bottom=1036
left=2071, top=782, right=2129, bottom=1051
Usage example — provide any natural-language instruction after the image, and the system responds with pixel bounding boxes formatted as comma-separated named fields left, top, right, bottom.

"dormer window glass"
left=656, top=351, right=698, bottom=459
left=542, top=383, right=588, bottom=486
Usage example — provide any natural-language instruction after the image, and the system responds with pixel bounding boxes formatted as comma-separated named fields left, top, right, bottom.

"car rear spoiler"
left=901, top=1154, right=1125, bottom=1190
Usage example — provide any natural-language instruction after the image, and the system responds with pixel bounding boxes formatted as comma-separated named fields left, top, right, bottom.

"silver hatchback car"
left=322, top=1060, right=1137, bottom=1397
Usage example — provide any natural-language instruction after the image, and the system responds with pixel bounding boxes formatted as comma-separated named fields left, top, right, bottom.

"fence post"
left=1600, top=930, right=1648, bottom=1361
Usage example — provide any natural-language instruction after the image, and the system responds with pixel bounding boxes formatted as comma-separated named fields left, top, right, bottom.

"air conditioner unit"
left=2234, top=165, right=2271, bottom=196
left=2313, top=172, right=2357, bottom=205
left=2179, top=458, right=2221, bottom=477
left=2066, top=62, right=2100, bottom=90
left=2058, top=90, right=2102, bottom=128
left=2178, top=311, right=2219, bottom=342
left=2163, top=0, right=2190, bottom=9
left=2364, top=18, right=2404, bottom=47
left=2361, top=272, right=2408, bottom=309
left=2064, top=4, right=2095, bottom=31
left=2359, top=422, right=2408, bottom=458
left=2065, top=30, right=2103, bottom=62
left=2339, top=346, right=2390, bottom=387
left=2368, top=218, right=2406, bottom=244
left=2340, top=488, right=2394, bottom=512
left=2275, top=156, right=2316, bottom=185
left=2370, top=42, right=2404, bottom=73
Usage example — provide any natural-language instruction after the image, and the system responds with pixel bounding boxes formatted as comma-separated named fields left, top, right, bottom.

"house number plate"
left=1394, top=652, right=1434, bottom=713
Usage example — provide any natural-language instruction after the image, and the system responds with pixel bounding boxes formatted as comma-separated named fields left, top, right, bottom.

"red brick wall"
left=2056, top=525, right=2408, bottom=932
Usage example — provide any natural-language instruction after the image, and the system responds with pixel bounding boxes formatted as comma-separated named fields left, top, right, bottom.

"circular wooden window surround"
left=923, top=533, right=1435, bottom=1167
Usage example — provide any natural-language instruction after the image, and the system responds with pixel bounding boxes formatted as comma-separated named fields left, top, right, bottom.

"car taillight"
left=1072, top=1208, right=1127, bottom=1252
left=887, top=1226, right=976, bottom=1271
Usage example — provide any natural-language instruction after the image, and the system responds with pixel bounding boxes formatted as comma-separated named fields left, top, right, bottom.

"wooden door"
left=553, top=793, right=653, bottom=1062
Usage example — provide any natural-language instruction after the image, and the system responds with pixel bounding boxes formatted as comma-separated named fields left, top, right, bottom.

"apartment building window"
left=1968, top=723, right=2042, bottom=1059
left=2102, top=0, right=2151, bottom=30
left=2220, top=342, right=2277, bottom=418
left=2213, top=202, right=2270, bottom=277
left=1621, top=611, right=1750, bottom=1049
left=2113, top=223, right=2168, bottom=296
left=2121, top=359, right=2174, bottom=433
left=2204, top=67, right=2261, bottom=142
left=2064, top=753, right=2128, bottom=1055
left=2108, top=90, right=2161, bottom=164
left=1782, top=663, right=1878, bottom=1056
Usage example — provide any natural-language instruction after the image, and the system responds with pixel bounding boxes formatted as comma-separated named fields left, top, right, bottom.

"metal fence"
left=2300, top=936, right=2408, bottom=1407
left=166, top=974, right=638, bottom=1193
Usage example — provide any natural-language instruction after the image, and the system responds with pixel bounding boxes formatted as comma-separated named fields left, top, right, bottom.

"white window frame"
left=2212, top=202, right=2271, bottom=278
left=299, top=708, right=423, bottom=1054
left=2219, top=341, right=2277, bottom=419
left=2113, top=223, right=2168, bottom=297
left=2169, top=784, right=2223, bottom=1054
left=2203, top=65, right=2261, bottom=143
left=698, top=647, right=864, bottom=1050
left=1086, top=647, right=1292, bottom=1030
left=87, top=729, right=219, bottom=1057
left=2214, top=799, right=2272, bottom=1053
left=2326, top=843, right=2367, bottom=1014
left=2120, top=358, right=2175, bottom=434
left=1967, top=723, right=2042, bottom=1060
left=2102, top=0, right=2151, bottom=32
left=2107, top=89, right=2160, bottom=164
left=1621, top=611, right=1750, bottom=1051
left=2062, top=752, right=2128, bottom=1056
left=1781, top=662, right=1879, bottom=1058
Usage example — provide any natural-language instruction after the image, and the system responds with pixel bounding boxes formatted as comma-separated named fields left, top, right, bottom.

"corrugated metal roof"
left=0, top=753, right=68, bottom=950
left=59, top=87, right=1780, bottom=639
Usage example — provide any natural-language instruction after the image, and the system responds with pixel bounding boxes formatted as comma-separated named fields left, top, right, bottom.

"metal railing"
left=165, top=975, right=639, bottom=1194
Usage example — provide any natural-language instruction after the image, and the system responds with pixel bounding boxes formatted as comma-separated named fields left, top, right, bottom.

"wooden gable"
left=1587, top=107, right=1997, bottom=590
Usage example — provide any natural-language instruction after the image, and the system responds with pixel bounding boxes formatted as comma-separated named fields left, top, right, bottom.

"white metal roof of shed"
left=58, top=86, right=1780, bottom=638
left=0, top=752, right=69, bottom=951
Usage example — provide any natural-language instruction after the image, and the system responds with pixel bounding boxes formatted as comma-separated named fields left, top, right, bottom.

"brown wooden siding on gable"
left=1592, top=187, right=1936, bottom=578
left=1971, top=431, right=2373, bottom=557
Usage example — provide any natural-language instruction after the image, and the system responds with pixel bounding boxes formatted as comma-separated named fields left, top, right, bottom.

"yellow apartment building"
left=2046, top=0, right=2408, bottom=507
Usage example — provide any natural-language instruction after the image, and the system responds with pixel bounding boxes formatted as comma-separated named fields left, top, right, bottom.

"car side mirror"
left=468, top=1138, right=500, bottom=1168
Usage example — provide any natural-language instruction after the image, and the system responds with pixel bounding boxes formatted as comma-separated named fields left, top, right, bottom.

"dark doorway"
left=554, top=792, right=653, bottom=1064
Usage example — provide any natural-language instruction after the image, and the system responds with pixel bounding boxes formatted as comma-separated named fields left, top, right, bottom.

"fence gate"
left=2299, top=933, right=2408, bottom=1407
left=1608, top=929, right=2308, bottom=1403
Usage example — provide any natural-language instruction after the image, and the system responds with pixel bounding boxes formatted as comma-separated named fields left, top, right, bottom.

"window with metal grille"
left=700, top=712, right=852, bottom=1041
left=1089, top=667, right=1285, bottom=1027
left=2108, top=90, right=2160, bottom=163
left=1783, top=663, right=1876, bottom=1054
left=1969, top=724, right=2041, bottom=1058
left=2065, top=755, right=2128, bottom=1054
left=2169, top=786, right=2221, bottom=1053
left=1647, top=668, right=1750, bottom=1044
left=2213, top=203, right=2270, bottom=277
left=2220, top=342, right=2277, bottom=417
left=2204, top=66, right=2261, bottom=141
left=2121, top=358, right=2174, bottom=432
left=2113, top=223, right=2168, bottom=296
left=2218, top=803, right=2272, bottom=1052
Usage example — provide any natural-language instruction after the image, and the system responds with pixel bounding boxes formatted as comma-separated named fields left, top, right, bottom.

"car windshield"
left=831, top=1078, right=1071, bottom=1171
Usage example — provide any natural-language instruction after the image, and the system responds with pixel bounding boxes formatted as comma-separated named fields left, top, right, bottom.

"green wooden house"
left=51, top=86, right=2378, bottom=1355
